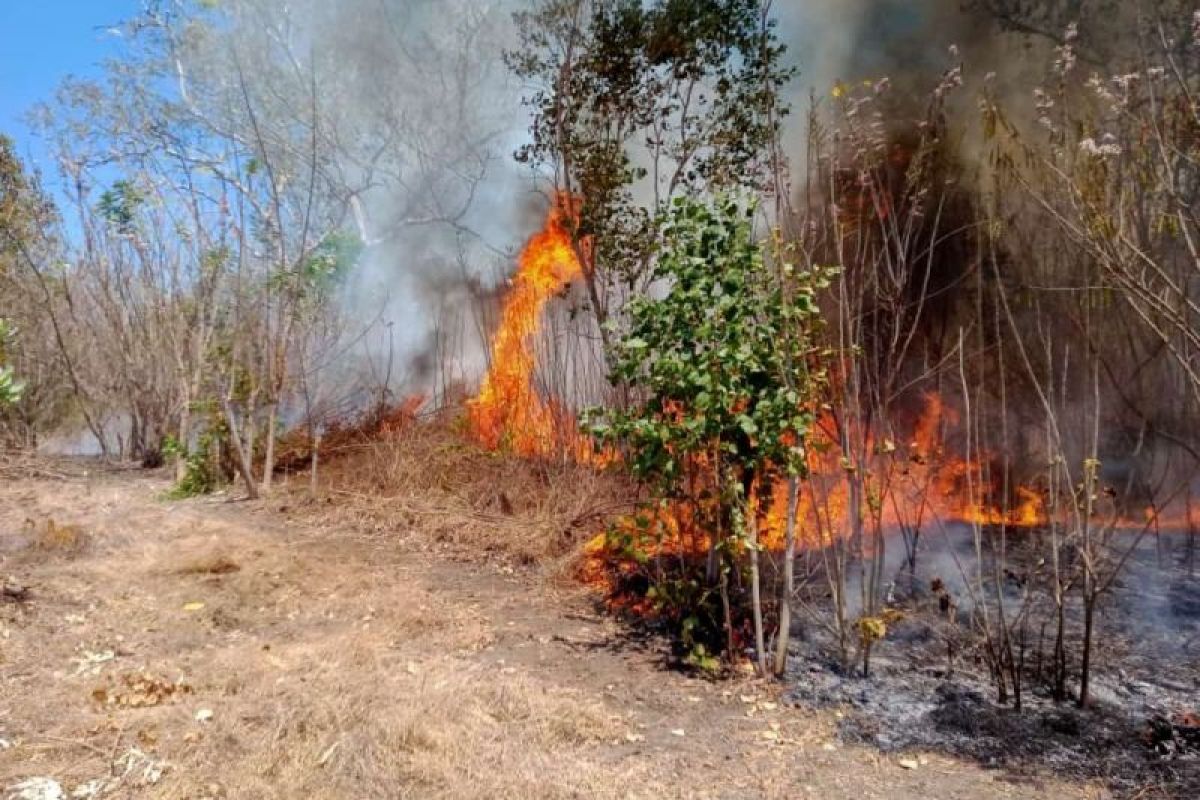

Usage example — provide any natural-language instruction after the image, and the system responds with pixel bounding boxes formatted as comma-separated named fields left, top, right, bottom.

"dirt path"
left=0, top=466, right=1106, bottom=799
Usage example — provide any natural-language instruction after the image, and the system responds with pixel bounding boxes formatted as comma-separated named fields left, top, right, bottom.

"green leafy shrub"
left=162, top=434, right=219, bottom=499
left=0, top=320, right=22, bottom=407
left=586, top=194, right=830, bottom=664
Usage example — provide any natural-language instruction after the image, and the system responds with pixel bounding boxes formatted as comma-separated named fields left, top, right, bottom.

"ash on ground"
left=784, top=525, right=1200, bottom=797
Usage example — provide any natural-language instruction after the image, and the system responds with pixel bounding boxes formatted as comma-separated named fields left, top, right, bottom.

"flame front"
left=471, top=204, right=1191, bottom=579
left=468, top=197, right=594, bottom=459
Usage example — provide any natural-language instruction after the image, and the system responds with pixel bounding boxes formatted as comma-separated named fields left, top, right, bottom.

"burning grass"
left=271, top=395, right=426, bottom=474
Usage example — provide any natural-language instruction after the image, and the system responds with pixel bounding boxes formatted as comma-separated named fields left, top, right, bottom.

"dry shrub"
left=28, top=517, right=88, bottom=553
left=272, top=396, right=426, bottom=474
left=316, top=411, right=636, bottom=571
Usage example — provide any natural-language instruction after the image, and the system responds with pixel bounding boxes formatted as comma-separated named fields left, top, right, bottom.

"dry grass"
left=173, top=554, right=241, bottom=576
left=0, top=463, right=1103, bottom=800
left=0, top=471, right=641, bottom=800
left=185, top=658, right=628, bottom=800
left=28, top=517, right=88, bottom=553
left=315, top=412, right=637, bottom=571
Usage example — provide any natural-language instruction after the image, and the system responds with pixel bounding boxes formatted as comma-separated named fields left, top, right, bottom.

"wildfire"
left=586, top=391, right=1058, bottom=571
left=467, top=195, right=601, bottom=461
left=756, top=394, right=1052, bottom=549
left=470, top=202, right=1189, bottom=589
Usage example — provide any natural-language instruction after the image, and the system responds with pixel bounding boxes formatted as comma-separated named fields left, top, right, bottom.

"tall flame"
left=468, top=196, right=595, bottom=459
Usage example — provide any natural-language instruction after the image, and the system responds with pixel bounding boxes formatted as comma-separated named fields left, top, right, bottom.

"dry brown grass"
left=27, top=517, right=88, bottom=553
left=0, top=471, right=640, bottom=800
left=315, top=412, right=637, bottom=571
left=173, top=554, right=241, bottom=576
left=186, top=658, right=628, bottom=800
left=0, top=465, right=1100, bottom=800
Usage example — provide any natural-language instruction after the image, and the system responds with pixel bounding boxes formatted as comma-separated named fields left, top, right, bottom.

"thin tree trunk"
left=719, top=566, right=735, bottom=663
left=1054, top=600, right=1067, bottom=701
left=222, top=399, right=259, bottom=500
left=1079, top=597, right=1095, bottom=708
left=176, top=393, right=191, bottom=482
left=773, top=477, right=799, bottom=676
left=309, top=428, right=320, bottom=496
left=261, top=401, right=277, bottom=491
left=748, top=509, right=767, bottom=676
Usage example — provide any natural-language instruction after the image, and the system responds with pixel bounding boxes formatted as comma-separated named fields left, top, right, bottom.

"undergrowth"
left=162, top=433, right=219, bottom=499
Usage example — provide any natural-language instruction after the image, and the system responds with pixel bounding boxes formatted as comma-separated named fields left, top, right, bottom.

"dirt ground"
left=0, top=463, right=1112, bottom=799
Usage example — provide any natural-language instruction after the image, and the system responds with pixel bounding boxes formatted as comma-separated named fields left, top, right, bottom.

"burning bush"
left=271, top=395, right=426, bottom=476
left=584, top=195, right=830, bottom=674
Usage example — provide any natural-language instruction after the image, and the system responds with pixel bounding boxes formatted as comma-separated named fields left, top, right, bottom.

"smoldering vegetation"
left=788, top=523, right=1200, bottom=793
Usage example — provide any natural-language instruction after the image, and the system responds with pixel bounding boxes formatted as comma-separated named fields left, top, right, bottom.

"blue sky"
left=1, top=1, right=137, bottom=169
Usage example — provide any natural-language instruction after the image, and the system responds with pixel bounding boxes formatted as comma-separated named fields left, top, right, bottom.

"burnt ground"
left=0, top=460, right=1111, bottom=799
left=783, top=525, right=1200, bottom=798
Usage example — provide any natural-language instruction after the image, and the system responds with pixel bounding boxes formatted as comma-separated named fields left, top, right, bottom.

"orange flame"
left=591, top=392, right=1058, bottom=575
left=467, top=196, right=601, bottom=461
left=755, top=393, right=1052, bottom=548
left=469, top=203, right=1192, bottom=607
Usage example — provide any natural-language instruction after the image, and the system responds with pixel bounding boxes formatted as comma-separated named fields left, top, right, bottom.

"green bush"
left=162, top=434, right=219, bottom=498
left=586, top=194, right=830, bottom=663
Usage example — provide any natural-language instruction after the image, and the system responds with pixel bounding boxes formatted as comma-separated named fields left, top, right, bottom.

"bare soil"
left=1, top=461, right=1111, bottom=799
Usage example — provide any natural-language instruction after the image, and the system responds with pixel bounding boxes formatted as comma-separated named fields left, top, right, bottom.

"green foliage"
left=589, top=194, right=826, bottom=495
left=162, top=433, right=219, bottom=499
left=652, top=572, right=725, bottom=664
left=97, top=180, right=145, bottom=235
left=0, top=319, right=22, bottom=407
left=0, top=366, right=21, bottom=408
left=270, top=229, right=362, bottom=305
left=506, top=0, right=792, bottom=293
left=301, top=229, right=361, bottom=291
left=585, top=194, right=829, bottom=659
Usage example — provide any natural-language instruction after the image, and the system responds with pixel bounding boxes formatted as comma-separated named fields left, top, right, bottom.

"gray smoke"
left=239, top=0, right=1152, bottom=407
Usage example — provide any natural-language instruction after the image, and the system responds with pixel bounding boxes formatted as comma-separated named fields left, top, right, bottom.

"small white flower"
left=1054, top=23, right=1079, bottom=75
left=1079, top=137, right=1121, bottom=157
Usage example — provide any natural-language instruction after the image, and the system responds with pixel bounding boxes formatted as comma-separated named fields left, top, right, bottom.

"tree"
left=0, top=320, right=22, bottom=408
left=0, top=135, right=73, bottom=441
left=9, top=0, right=503, bottom=484
left=978, top=7, right=1200, bottom=707
left=587, top=194, right=827, bottom=672
left=506, top=0, right=793, bottom=361
left=0, top=137, right=40, bottom=412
